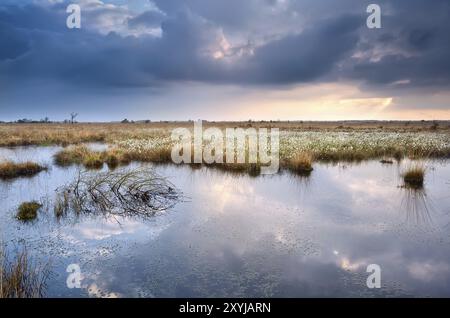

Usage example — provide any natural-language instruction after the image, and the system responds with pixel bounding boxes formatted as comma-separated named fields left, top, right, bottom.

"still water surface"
left=1, top=145, right=450, bottom=297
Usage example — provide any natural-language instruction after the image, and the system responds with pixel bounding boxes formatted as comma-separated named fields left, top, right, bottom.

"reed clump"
left=287, top=153, right=314, bottom=175
left=54, top=145, right=91, bottom=166
left=82, top=153, right=105, bottom=169
left=54, top=146, right=131, bottom=169
left=403, top=165, right=426, bottom=188
left=0, top=248, right=49, bottom=298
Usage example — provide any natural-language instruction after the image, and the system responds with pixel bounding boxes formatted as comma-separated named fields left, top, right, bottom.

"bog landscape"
left=2, top=0, right=450, bottom=299
left=1, top=121, right=450, bottom=297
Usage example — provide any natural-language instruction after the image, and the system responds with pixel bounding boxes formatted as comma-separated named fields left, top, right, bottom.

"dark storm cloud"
left=0, top=2, right=64, bottom=31
left=152, top=0, right=280, bottom=31
left=0, top=21, right=30, bottom=60
left=1, top=0, right=450, bottom=90
left=0, top=4, right=210, bottom=86
left=348, top=0, right=450, bottom=89
left=235, top=15, right=361, bottom=84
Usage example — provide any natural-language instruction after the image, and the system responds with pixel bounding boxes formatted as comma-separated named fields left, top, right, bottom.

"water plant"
left=287, top=152, right=314, bottom=175
left=403, top=165, right=426, bottom=189
left=16, top=202, right=42, bottom=222
left=0, top=247, right=49, bottom=298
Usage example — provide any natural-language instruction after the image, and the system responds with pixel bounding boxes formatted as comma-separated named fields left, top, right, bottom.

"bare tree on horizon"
left=70, top=112, right=78, bottom=124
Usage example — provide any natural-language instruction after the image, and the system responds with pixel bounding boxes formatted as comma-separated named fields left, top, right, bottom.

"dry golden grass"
left=0, top=124, right=107, bottom=147
left=2, top=122, right=450, bottom=175
left=121, top=146, right=173, bottom=163
left=1, top=121, right=449, bottom=147
left=0, top=123, right=178, bottom=147
left=53, top=144, right=173, bottom=169
left=0, top=161, right=47, bottom=179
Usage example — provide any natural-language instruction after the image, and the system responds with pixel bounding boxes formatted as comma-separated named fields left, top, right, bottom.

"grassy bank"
left=53, top=144, right=171, bottom=169
left=0, top=161, right=47, bottom=179
left=1, top=121, right=449, bottom=147
left=2, top=123, right=450, bottom=173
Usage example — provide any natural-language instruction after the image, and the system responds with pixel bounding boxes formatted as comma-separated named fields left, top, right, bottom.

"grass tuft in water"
left=16, top=202, right=42, bottom=222
left=403, top=165, right=425, bottom=188
left=287, top=153, right=314, bottom=175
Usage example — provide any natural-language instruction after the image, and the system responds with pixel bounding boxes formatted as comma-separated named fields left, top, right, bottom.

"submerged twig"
left=55, top=168, right=181, bottom=218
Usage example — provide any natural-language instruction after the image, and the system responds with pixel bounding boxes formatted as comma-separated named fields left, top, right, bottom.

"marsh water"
left=1, top=145, right=450, bottom=297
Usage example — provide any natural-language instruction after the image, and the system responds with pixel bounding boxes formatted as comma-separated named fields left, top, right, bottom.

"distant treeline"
left=1, top=119, right=448, bottom=127
left=1, top=118, right=67, bottom=124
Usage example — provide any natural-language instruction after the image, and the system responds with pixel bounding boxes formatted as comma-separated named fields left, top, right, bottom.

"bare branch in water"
left=55, top=168, right=182, bottom=219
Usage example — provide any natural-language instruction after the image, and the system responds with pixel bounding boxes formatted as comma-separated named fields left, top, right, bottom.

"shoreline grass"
left=54, top=145, right=131, bottom=169
left=0, top=161, right=47, bottom=179
left=53, top=145, right=90, bottom=166
left=51, top=137, right=448, bottom=177
left=53, top=144, right=173, bottom=169
left=0, top=247, right=48, bottom=298
left=8, top=122, right=446, bottom=174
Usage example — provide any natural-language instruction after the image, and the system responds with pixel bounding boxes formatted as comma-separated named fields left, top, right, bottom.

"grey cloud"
left=127, top=10, right=165, bottom=29
left=347, top=0, right=450, bottom=88
left=0, top=3, right=65, bottom=32
left=152, top=0, right=270, bottom=29
left=1, top=0, right=449, bottom=92
left=236, top=15, right=361, bottom=84
left=0, top=21, right=30, bottom=60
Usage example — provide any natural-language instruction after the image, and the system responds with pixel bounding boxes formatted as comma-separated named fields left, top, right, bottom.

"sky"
left=1, top=0, right=450, bottom=122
